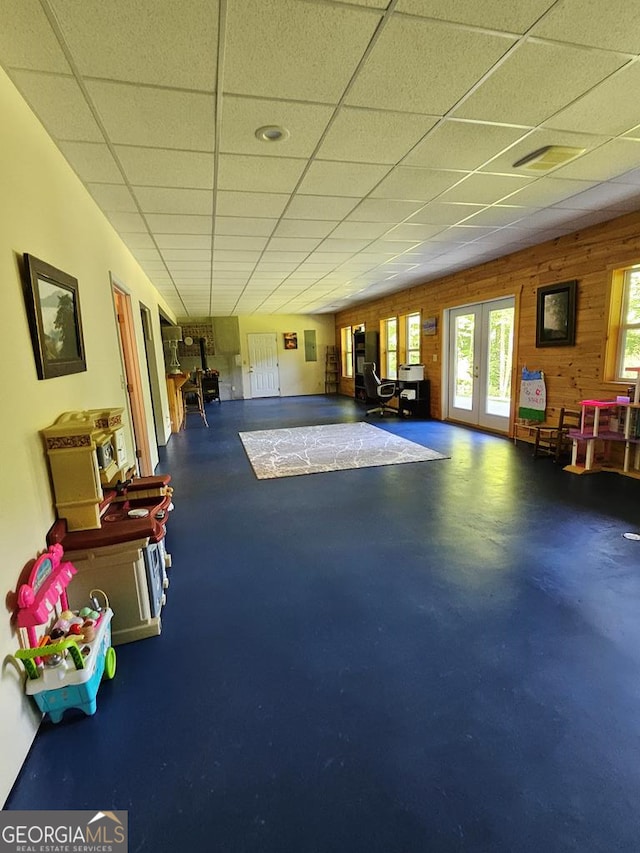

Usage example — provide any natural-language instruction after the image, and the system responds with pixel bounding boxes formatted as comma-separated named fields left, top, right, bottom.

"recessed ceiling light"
left=512, top=145, right=586, bottom=172
left=255, top=125, right=290, bottom=143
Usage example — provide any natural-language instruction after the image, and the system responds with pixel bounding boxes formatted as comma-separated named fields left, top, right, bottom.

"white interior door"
left=248, top=333, right=280, bottom=398
left=447, top=297, right=514, bottom=432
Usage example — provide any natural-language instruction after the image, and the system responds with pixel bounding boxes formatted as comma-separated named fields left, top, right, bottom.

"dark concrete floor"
left=7, top=395, right=640, bottom=852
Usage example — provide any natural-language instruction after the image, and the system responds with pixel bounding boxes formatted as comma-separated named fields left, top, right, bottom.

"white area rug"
left=239, top=421, right=449, bottom=480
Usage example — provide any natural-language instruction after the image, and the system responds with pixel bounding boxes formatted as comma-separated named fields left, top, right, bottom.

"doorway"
left=447, top=296, right=515, bottom=432
left=112, top=283, right=153, bottom=475
left=247, top=333, right=279, bottom=398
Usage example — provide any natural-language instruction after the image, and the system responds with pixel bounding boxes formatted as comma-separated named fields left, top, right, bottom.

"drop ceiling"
left=3, top=0, right=640, bottom=316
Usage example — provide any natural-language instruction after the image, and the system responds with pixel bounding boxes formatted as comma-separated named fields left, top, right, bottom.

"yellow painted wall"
left=239, top=315, right=336, bottom=397
left=0, top=68, right=174, bottom=804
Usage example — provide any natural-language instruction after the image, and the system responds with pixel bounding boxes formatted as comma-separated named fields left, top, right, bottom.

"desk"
left=166, top=373, right=189, bottom=433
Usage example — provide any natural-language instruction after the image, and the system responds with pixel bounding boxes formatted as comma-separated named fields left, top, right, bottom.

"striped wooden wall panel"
left=334, top=210, right=640, bottom=428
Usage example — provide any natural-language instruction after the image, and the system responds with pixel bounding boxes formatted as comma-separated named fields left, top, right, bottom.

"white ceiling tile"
left=106, top=211, right=148, bottom=232
left=10, top=71, right=103, bottom=141
left=255, top=262, right=299, bottom=273
left=330, top=222, right=395, bottom=239
left=115, top=146, right=214, bottom=189
left=297, top=161, right=390, bottom=197
left=453, top=41, right=628, bottom=125
left=403, top=121, right=529, bottom=170
left=370, top=167, right=466, bottom=201
left=225, top=0, right=381, bottom=102
left=384, top=222, right=446, bottom=241
left=210, top=262, right=256, bottom=273
left=139, top=260, right=170, bottom=271
left=552, top=139, right=640, bottom=182
left=266, top=237, right=323, bottom=253
left=218, top=154, right=306, bottom=193
left=285, top=196, right=361, bottom=220
left=458, top=205, right=530, bottom=227
left=120, top=232, right=155, bottom=250
left=216, top=191, right=290, bottom=218
left=166, top=261, right=211, bottom=272
left=155, top=234, right=212, bottom=250
left=212, top=261, right=257, bottom=271
left=395, top=0, right=556, bottom=32
left=161, top=249, right=211, bottom=262
left=437, top=172, right=533, bottom=204
left=57, top=141, right=122, bottom=183
left=86, top=80, right=215, bottom=150
left=261, top=251, right=309, bottom=263
left=215, top=218, right=278, bottom=237
left=49, top=0, right=218, bottom=90
left=132, top=248, right=162, bottom=262
left=479, top=128, right=607, bottom=176
left=500, top=176, right=599, bottom=206
left=214, top=235, right=269, bottom=252
left=316, top=239, right=372, bottom=253
left=317, top=106, right=439, bottom=164
left=0, top=0, right=71, bottom=72
left=611, top=167, right=640, bottom=186
left=408, top=202, right=484, bottom=225
left=304, top=252, right=354, bottom=265
left=544, top=63, right=640, bottom=137
left=347, top=199, right=426, bottom=221
left=133, top=186, right=213, bottom=215
left=346, top=16, right=515, bottom=114
left=273, top=220, right=339, bottom=238
left=552, top=182, right=640, bottom=211
left=87, top=183, right=137, bottom=212
left=507, top=207, right=585, bottom=230
left=530, top=0, right=640, bottom=53
left=220, top=96, right=333, bottom=158
left=146, top=214, right=212, bottom=234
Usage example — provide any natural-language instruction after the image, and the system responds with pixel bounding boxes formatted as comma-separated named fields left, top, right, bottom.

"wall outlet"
left=231, top=385, right=236, bottom=391
left=432, top=354, right=437, bottom=362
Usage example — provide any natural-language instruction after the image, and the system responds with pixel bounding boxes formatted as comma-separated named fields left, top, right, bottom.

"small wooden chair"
left=181, top=371, right=209, bottom=429
left=533, top=407, right=580, bottom=462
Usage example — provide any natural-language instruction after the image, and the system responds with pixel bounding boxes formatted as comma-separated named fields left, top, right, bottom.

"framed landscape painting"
left=536, top=280, right=577, bottom=347
left=23, top=254, right=86, bottom=379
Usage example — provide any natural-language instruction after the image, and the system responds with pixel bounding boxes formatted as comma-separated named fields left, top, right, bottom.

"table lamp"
left=162, top=326, right=183, bottom=374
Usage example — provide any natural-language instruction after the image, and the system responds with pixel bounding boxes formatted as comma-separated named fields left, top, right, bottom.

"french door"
left=447, top=297, right=514, bottom=432
left=248, top=333, right=280, bottom=398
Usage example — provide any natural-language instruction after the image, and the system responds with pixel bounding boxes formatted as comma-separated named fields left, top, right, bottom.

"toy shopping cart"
left=14, top=544, right=116, bottom=723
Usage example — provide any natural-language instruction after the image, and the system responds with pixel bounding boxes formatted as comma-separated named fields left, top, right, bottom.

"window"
left=607, top=265, right=640, bottom=382
left=405, top=313, right=421, bottom=364
left=618, top=268, right=640, bottom=379
left=382, top=317, right=398, bottom=378
left=341, top=325, right=353, bottom=377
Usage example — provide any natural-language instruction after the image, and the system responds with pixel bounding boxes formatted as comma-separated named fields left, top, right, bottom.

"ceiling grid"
left=1, top=0, right=640, bottom=315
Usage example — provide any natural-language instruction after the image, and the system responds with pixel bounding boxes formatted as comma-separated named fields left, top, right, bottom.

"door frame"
left=111, top=279, right=153, bottom=476
left=443, top=294, right=518, bottom=434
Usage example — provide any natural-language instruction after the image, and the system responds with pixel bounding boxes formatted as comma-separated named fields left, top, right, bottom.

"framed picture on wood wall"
left=536, top=280, right=577, bottom=347
left=23, top=253, right=87, bottom=379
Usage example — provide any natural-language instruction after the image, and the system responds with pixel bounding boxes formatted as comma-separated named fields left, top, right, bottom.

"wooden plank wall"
left=334, top=210, right=640, bottom=430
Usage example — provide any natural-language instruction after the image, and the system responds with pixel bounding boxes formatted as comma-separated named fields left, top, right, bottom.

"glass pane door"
left=448, top=297, right=514, bottom=432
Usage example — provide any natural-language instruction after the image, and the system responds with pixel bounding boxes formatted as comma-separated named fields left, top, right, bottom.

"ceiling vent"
left=512, top=145, right=586, bottom=172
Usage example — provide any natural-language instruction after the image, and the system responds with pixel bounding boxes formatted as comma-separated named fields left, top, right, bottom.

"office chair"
left=362, top=362, right=397, bottom=416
